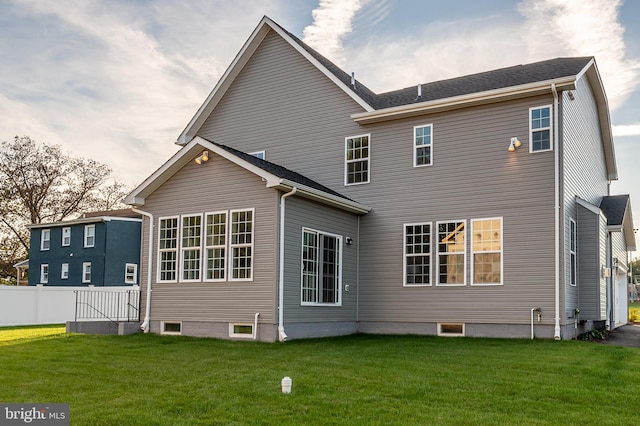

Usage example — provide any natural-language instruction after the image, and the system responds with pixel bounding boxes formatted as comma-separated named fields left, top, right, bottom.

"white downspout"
left=278, top=187, right=297, bottom=342
left=253, top=312, right=260, bottom=340
left=552, top=83, right=561, bottom=340
left=131, top=207, right=154, bottom=333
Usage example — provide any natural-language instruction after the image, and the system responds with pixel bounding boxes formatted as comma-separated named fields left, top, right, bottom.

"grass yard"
left=1, top=325, right=639, bottom=425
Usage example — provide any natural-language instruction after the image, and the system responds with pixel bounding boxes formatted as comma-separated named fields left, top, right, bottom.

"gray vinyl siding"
left=140, top=153, right=279, bottom=325
left=610, top=231, right=628, bottom=270
left=282, top=196, right=359, bottom=323
left=577, top=204, right=606, bottom=320
left=561, top=77, right=609, bottom=319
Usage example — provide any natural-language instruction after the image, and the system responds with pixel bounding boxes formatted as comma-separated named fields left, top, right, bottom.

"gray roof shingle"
left=600, top=195, right=630, bottom=227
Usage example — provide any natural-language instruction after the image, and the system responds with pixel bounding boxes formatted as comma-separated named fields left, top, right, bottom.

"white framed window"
left=82, top=262, right=92, bottom=283
left=570, top=219, right=577, bottom=286
left=61, top=263, right=69, bottom=279
left=436, top=221, right=466, bottom=286
left=125, top=263, right=138, bottom=284
left=229, top=323, right=254, bottom=338
left=180, top=214, right=202, bottom=281
left=161, top=321, right=182, bottom=335
left=230, top=209, right=254, bottom=280
left=301, top=228, right=342, bottom=306
left=414, top=124, right=433, bottom=167
left=62, top=227, right=71, bottom=246
left=250, top=151, right=265, bottom=160
left=438, top=323, right=465, bottom=337
left=40, top=264, right=49, bottom=284
left=471, top=218, right=503, bottom=286
left=345, top=134, right=370, bottom=185
left=40, top=229, right=51, bottom=251
left=404, top=223, right=432, bottom=286
left=529, top=105, right=552, bottom=152
left=84, top=224, right=95, bottom=248
left=205, top=211, right=227, bottom=281
left=158, top=217, right=179, bottom=282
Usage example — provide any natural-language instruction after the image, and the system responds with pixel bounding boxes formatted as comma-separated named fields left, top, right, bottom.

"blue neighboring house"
left=27, top=209, right=142, bottom=286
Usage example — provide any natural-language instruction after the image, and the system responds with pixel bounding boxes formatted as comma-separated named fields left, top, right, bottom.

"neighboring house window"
left=437, top=221, right=466, bottom=285
left=125, top=263, right=138, bottom=284
left=250, top=151, right=265, bottom=160
left=301, top=228, right=342, bottom=305
left=82, top=262, right=91, bottom=283
left=40, top=264, right=49, bottom=284
left=61, top=263, right=69, bottom=279
left=230, top=210, right=254, bottom=280
left=205, top=212, right=227, bottom=281
left=404, top=223, right=431, bottom=286
left=41, top=229, right=50, bottom=251
left=570, top=219, right=577, bottom=286
left=158, top=217, right=179, bottom=282
left=471, top=218, right=503, bottom=285
left=345, top=134, right=370, bottom=185
left=181, top=215, right=202, bottom=281
left=84, top=224, right=95, bottom=247
left=530, top=105, right=552, bottom=152
left=62, top=227, right=71, bottom=246
left=414, top=124, right=433, bottom=167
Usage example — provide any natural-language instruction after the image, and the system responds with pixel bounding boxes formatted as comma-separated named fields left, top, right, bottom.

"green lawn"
left=1, top=325, right=639, bottom=425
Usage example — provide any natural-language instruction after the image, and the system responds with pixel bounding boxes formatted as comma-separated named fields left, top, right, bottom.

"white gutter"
left=552, top=83, right=561, bottom=340
left=131, top=207, right=154, bottom=333
left=278, top=187, right=297, bottom=342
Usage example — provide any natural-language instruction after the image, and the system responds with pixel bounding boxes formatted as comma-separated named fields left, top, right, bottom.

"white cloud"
left=613, top=124, right=640, bottom=137
left=302, top=0, right=363, bottom=67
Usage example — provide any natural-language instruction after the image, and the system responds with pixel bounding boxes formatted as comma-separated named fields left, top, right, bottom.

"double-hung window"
left=41, top=229, right=50, bottom=251
left=84, top=224, right=95, bottom=248
left=414, top=124, right=433, bottom=167
left=301, top=228, right=342, bottom=305
left=230, top=210, right=254, bottom=280
left=404, top=223, right=431, bottom=286
left=530, top=105, right=552, bottom=152
left=158, top=217, right=179, bottom=282
left=125, top=263, right=138, bottom=284
left=181, top=215, right=202, bottom=281
left=471, top=218, right=503, bottom=285
left=345, top=134, right=370, bottom=185
left=437, top=221, right=466, bottom=285
left=570, top=219, right=577, bottom=286
left=62, top=227, right=71, bottom=246
left=61, top=263, right=69, bottom=279
left=205, top=212, right=227, bottom=281
left=82, top=262, right=92, bottom=283
left=40, top=264, right=49, bottom=284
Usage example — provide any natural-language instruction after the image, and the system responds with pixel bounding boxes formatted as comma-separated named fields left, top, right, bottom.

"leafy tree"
left=0, top=136, right=128, bottom=282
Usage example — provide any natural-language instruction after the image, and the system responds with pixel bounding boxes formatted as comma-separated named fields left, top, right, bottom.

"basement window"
left=229, top=323, right=253, bottom=338
left=438, top=323, right=465, bottom=337
left=161, top=321, right=182, bottom=335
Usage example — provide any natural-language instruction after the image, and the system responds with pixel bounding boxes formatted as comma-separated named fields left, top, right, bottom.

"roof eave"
left=27, top=216, right=141, bottom=229
left=270, top=179, right=371, bottom=214
left=351, top=77, right=577, bottom=125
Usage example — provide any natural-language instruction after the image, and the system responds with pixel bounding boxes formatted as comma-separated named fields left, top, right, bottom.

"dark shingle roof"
left=276, top=18, right=593, bottom=111
left=207, top=140, right=355, bottom=202
left=80, top=209, right=142, bottom=219
left=600, top=195, right=630, bottom=227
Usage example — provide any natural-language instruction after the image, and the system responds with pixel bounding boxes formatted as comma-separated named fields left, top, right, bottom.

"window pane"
left=473, top=253, right=501, bottom=284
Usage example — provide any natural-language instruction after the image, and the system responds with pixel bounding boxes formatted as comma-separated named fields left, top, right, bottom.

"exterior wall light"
left=195, top=150, right=209, bottom=164
left=508, top=137, right=522, bottom=152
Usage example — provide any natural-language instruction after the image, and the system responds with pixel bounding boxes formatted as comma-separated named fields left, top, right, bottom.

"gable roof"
left=124, top=137, right=370, bottom=214
left=600, top=195, right=636, bottom=250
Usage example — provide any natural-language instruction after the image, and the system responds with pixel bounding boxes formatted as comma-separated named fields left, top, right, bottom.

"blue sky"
left=1, top=0, right=639, bottom=223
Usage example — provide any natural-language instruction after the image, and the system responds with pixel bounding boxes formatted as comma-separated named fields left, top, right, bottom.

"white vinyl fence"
left=0, top=285, right=140, bottom=327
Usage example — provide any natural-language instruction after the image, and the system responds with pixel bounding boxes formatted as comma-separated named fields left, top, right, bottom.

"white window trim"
left=436, top=220, right=467, bottom=286
left=40, top=229, right=50, bottom=251
left=203, top=210, right=228, bottom=283
left=344, top=133, right=371, bottom=186
left=249, top=151, right=265, bottom=160
left=161, top=321, right=182, bottom=335
left=438, top=323, right=465, bottom=337
left=179, top=213, right=203, bottom=283
left=229, top=323, right=254, bottom=339
left=62, top=227, right=71, bottom=247
left=529, top=104, right=553, bottom=153
left=84, top=224, right=95, bottom=248
left=61, top=263, right=69, bottom=280
left=229, top=208, right=255, bottom=282
left=157, top=216, right=179, bottom=283
left=300, top=227, right=343, bottom=306
left=470, top=217, right=503, bottom=286
left=125, top=263, right=138, bottom=284
left=413, top=124, right=433, bottom=167
left=40, top=264, right=49, bottom=284
left=570, top=218, right=577, bottom=287
left=403, top=222, right=432, bottom=287
left=82, top=262, right=92, bottom=284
